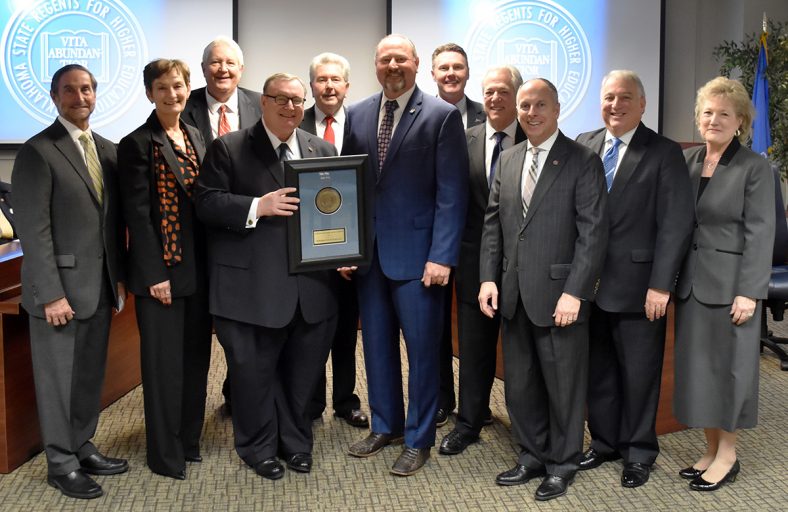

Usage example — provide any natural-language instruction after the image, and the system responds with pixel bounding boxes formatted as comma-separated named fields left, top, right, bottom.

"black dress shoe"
left=535, top=474, right=574, bottom=501
left=495, top=464, right=547, bottom=486
left=47, top=470, right=103, bottom=499
left=679, top=466, right=705, bottom=480
left=348, top=432, right=404, bottom=457
left=185, top=454, right=203, bottom=463
left=152, top=469, right=186, bottom=480
left=578, top=448, right=621, bottom=471
left=286, top=453, right=313, bottom=473
left=689, top=460, right=740, bottom=491
left=435, top=408, right=450, bottom=427
left=439, top=429, right=478, bottom=455
left=622, top=462, right=651, bottom=488
left=390, top=446, right=430, bottom=476
left=335, top=409, right=370, bottom=428
left=80, top=452, right=129, bottom=475
left=254, top=458, right=285, bottom=480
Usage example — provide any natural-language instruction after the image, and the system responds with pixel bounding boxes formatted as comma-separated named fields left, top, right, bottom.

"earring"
left=735, top=128, right=741, bottom=137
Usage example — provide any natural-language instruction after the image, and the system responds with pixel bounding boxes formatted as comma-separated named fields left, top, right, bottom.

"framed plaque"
left=284, top=154, right=372, bottom=273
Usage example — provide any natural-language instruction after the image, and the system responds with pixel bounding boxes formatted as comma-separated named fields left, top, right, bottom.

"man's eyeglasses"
left=264, top=94, right=305, bottom=106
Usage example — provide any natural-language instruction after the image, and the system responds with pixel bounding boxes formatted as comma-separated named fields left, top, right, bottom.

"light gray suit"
left=479, top=130, right=607, bottom=477
left=12, top=119, right=124, bottom=476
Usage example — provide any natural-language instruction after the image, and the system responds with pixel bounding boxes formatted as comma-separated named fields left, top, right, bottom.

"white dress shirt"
left=522, top=128, right=560, bottom=193
left=378, top=86, right=416, bottom=135
left=485, top=119, right=519, bottom=181
left=603, top=126, right=637, bottom=178
left=206, top=88, right=240, bottom=138
left=315, top=106, right=346, bottom=154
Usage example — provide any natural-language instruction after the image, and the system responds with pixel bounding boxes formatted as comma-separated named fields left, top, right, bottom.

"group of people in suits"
left=10, top=31, right=775, bottom=503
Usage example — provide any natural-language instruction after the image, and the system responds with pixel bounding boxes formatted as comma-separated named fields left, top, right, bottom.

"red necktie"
left=324, top=115, right=335, bottom=145
left=218, top=104, right=231, bottom=137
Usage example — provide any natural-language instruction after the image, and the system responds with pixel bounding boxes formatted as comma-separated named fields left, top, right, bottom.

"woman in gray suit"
left=674, top=76, right=774, bottom=491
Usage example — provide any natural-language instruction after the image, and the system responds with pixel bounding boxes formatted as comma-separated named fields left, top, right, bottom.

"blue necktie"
left=603, top=137, right=621, bottom=191
left=489, top=131, right=505, bottom=187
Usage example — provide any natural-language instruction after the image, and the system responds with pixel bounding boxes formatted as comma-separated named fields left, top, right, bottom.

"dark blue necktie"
left=603, top=137, right=621, bottom=191
left=489, top=131, right=505, bottom=187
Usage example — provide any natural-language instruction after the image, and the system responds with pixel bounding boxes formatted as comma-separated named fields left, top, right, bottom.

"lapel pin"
left=409, top=108, right=416, bottom=114
left=552, top=160, right=559, bottom=165
left=308, top=146, right=314, bottom=153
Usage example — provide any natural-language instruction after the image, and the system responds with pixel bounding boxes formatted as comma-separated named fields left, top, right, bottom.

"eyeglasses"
left=264, top=94, right=305, bottom=106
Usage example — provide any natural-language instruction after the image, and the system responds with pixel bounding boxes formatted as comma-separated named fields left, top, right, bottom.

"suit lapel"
left=522, top=133, right=569, bottom=230
left=251, top=121, right=283, bottom=187
left=238, top=89, right=259, bottom=130
left=365, top=94, right=383, bottom=173
left=52, top=121, right=102, bottom=207
left=687, top=146, right=704, bottom=210
left=467, top=125, right=488, bottom=193
left=385, top=88, right=421, bottom=162
left=609, top=123, right=647, bottom=200
left=185, top=90, right=213, bottom=143
left=296, top=130, right=318, bottom=158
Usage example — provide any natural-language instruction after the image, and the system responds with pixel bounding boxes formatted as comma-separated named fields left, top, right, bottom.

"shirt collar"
left=58, top=115, right=90, bottom=140
left=381, top=85, right=416, bottom=112
left=527, top=128, right=559, bottom=154
left=262, top=120, right=298, bottom=155
left=486, top=119, right=518, bottom=141
left=206, top=88, right=240, bottom=114
left=315, top=105, right=346, bottom=125
left=605, top=125, right=637, bottom=147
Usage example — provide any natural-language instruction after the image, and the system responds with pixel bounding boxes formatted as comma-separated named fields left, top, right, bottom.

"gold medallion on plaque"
left=315, top=187, right=342, bottom=214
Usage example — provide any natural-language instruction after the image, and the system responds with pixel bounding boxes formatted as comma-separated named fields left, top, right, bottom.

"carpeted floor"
left=1, top=320, right=786, bottom=511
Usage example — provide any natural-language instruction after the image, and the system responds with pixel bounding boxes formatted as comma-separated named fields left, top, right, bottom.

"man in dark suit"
left=182, top=36, right=261, bottom=411
left=439, top=65, right=524, bottom=456
left=300, top=52, right=368, bottom=429
left=343, top=34, right=468, bottom=476
left=11, top=64, right=127, bottom=499
left=0, top=181, right=16, bottom=244
left=195, top=73, right=337, bottom=480
left=479, top=78, right=607, bottom=501
left=576, top=70, right=694, bottom=488
left=430, top=42, right=485, bottom=427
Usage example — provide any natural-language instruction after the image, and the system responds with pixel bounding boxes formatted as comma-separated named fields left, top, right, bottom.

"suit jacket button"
left=693, top=243, right=698, bottom=250
left=519, top=235, right=524, bottom=241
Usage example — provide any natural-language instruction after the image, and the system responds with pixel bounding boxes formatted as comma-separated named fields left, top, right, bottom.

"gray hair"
left=202, top=36, right=244, bottom=67
left=308, top=52, right=351, bottom=83
left=483, top=65, right=523, bottom=92
left=601, top=70, right=645, bottom=98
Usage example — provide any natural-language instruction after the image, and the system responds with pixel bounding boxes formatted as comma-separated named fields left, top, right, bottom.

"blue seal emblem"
left=1, top=0, right=147, bottom=128
left=466, top=0, right=592, bottom=119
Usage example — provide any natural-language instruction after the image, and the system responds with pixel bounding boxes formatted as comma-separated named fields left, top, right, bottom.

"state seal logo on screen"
left=1, top=0, right=147, bottom=127
left=466, top=0, right=591, bottom=120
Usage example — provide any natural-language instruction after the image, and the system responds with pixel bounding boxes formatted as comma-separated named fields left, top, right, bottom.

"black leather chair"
left=760, top=165, right=788, bottom=371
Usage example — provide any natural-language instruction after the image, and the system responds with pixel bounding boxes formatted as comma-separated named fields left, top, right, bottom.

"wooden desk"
left=450, top=295, right=685, bottom=435
left=0, top=242, right=142, bottom=473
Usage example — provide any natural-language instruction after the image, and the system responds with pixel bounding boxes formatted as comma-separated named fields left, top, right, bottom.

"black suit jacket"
left=576, top=123, right=694, bottom=312
left=0, top=181, right=15, bottom=243
left=456, top=123, right=525, bottom=305
left=195, top=122, right=338, bottom=328
left=118, top=111, right=207, bottom=298
left=182, top=87, right=262, bottom=145
left=465, top=97, right=486, bottom=128
left=12, top=120, right=124, bottom=318
left=479, top=131, right=608, bottom=326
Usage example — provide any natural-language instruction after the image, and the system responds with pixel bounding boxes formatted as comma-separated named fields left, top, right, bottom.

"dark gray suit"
left=196, top=121, right=337, bottom=466
left=576, top=124, right=693, bottom=465
left=12, top=119, right=124, bottom=476
left=480, top=131, right=607, bottom=477
left=182, top=86, right=261, bottom=145
left=453, top=122, right=525, bottom=437
left=299, top=106, right=361, bottom=420
left=437, top=95, right=487, bottom=414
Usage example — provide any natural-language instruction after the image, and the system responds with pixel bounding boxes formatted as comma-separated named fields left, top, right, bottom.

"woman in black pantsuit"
left=118, top=59, right=212, bottom=480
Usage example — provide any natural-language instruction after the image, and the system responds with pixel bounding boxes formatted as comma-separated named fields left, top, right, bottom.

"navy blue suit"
left=343, top=86, right=468, bottom=448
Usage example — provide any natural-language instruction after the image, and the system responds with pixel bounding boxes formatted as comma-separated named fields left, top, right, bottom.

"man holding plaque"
left=343, top=34, right=469, bottom=476
left=300, top=52, right=369, bottom=429
left=196, top=73, right=337, bottom=480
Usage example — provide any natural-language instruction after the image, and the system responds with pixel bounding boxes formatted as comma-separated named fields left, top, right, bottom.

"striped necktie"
left=78, top=132, right=104, bottom=206
left=522, top=147, right=540, bottom=216
left=218, top=104, right=231, bottom=137
left=377, top=100, right=398, bottom=176
left=603, top=137, right=622, bottom=191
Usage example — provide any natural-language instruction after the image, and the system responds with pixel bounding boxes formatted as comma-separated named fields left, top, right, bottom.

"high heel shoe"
left=689, top=460, right=740, bottom=491
left=678, top=466, right=705, bottom=480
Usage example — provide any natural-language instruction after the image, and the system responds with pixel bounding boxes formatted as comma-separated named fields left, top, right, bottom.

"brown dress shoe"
left=390, top=447, right=430, bottom=476
left=348, top=432, right=404, bottom=457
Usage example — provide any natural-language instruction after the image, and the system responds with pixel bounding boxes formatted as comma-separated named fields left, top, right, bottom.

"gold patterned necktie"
left=522, top=146, right=540, bottom=215
left=78, top=132, right=104, bottom=206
